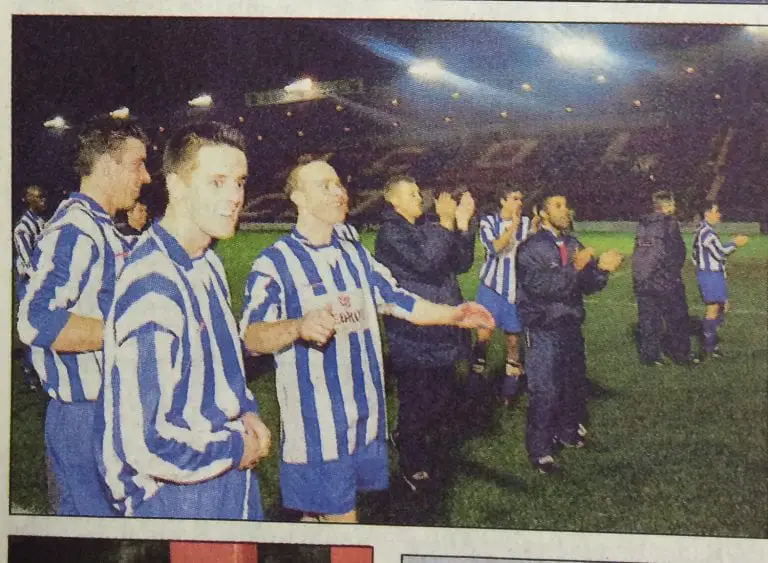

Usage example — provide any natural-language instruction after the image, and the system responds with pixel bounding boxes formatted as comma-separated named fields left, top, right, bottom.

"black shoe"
left=532, top=456, right=561, bottom=475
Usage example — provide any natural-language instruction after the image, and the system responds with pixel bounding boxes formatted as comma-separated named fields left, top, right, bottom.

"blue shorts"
left=133, top=468, right=263, bottom=520
left=696, top=271, right=727, bottom=304
left=45, top=400, right=117, bottom=516
left=280, top=439, right=388, bottom=515
left=475, top=284, right=522, bottom=333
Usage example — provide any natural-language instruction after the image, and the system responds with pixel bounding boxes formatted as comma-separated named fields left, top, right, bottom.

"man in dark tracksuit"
left=375, top=176, right=476, bottom=491
left=632, top=191, right=695, bottom=365
left=516, top=194, right=623, bottom=474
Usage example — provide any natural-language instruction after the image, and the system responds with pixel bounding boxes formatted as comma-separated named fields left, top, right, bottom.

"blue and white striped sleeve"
left=360, top=247, right=417, bottom=320
left=110, top=272, right=244, bottom=483
left=17, top=224, right=99, bottom=348
left=13, top=222, right=35, bottom=274
left=479, top=215, right=496, bottom=254
left=240, top=255, right=284, bottom=335
left=704, top=232, right=735, bottom=262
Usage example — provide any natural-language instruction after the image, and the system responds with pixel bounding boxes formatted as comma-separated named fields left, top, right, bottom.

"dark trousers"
left=525, top=327, right=587, bottom=462
left=635, top=284, right=691, bottom=363
left=393, top=365, right=453, bottom=475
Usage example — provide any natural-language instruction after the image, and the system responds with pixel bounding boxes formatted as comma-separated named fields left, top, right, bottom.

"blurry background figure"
left=692, top=202, right=749, bottom=361
left=13, top=184, right=48, bottom=391
left=375, top=177, right=477, bottom=493
left=632, top=191, right=697, bottom=366
left=116, top=195, right=150, bottom=236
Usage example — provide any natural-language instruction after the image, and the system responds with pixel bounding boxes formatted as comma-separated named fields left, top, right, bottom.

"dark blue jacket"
left=516, top=228, right=609, bottom=331
left=632, top=212, right=686, bottom=295
left=374, top=207, right=476, bottom=369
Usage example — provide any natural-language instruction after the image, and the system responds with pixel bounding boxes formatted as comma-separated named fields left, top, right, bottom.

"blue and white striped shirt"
left=240, top=228, right=416, bottom=465
left=17, top=193, right=133, bottom=403
left=97, top=224, right=258, bottom=516
left=692, top=221, right=736, bottom=273
left=13, top=209, right=46, bottom=279
left=479, top=213, right=531, bottom=303
left=334, top=223, right=360, bottom=243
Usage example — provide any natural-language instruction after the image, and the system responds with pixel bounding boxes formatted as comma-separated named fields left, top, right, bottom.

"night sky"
left=11, top=17, right=768, bottom=215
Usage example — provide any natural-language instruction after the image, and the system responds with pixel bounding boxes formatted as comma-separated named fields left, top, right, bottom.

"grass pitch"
left=9, top=230, right=768, bottom=537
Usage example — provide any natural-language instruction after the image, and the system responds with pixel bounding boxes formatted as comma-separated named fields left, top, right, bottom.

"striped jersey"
left=13, top=209, right=45, bottom=278
left=240, top=227, right=416, bottom=466
left=692, top=221, right=736, bottom=273
left=17, top=193, right=133, bottom=403
left=479, top=213, right=531, bottom=303
left=97, top=223, right=258, bottom=516
left=333, top=223, right=360, bottom=243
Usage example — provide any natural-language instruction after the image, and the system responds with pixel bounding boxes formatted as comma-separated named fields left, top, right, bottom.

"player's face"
left=705, top=205, right=721, bottom=226
left=109, top=138, right=151, bottom=211
left=392, top=181, right=423, bottom=222
left=500, top=191, right=523, bottom=218
left=127, top=202, right=149, bottom=230
left=542, top=196, right=571, bottom=231
left=185, top=144, right=247, bottom=240
left=659, top=200, right=676, bottom=216
left=26, top=188, right=47, bottom=214
left=296, top=161, right=349, bottom=226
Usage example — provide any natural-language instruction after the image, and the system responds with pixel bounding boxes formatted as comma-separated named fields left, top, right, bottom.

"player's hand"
left=597, top=249, right=623, bottom=272
left=241, top=412, right=271, bottom=460
left=455, top=191, right=476, bottom=231
left=238, top=431, right=262, bottom=470
left=452, top=302, right=496, bottom=330
left=298, top=305, right=336, bottom=345
left=435, top=192, right=458, bottom=224
left=572, top=247, right=595, bottom=271
left=732, top=235, right=749, bottom=247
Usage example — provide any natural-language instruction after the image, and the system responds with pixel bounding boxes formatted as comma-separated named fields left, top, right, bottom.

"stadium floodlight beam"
left=43, top=116, right=69, bottom=129
left=408, top=59, right=445, bottom=81
left=188, top=94, right=213, bottom=108
left=110, top=106, right=130, bottom=119
left=550, top=37, right=608, bottom=65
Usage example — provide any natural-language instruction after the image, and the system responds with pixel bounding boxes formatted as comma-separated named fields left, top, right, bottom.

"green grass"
left=10, top=230, right=768, bottom=538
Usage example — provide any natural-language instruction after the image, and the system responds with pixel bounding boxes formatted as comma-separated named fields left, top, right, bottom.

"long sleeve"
left=517, top=240, right=578, bottom=300
left=110, top=275, right=244, bottom=484
left=453, top=222, right=477, bottom=274
left=375, top=220, right=458, bottom=279
left=18, top=224, right=99, bottom=347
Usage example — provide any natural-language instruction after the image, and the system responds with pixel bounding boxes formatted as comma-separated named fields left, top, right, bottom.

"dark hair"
left=74, top=116, right=148, bottom=177
left=532, top=191, right=562, bottom=214
left=652, top=190, right=675, bottom=206
left=162, top=122, right=246, bottom=177
left=701, top=200, right=719, bottom=215
left=496, top=183, right=524, bottom=203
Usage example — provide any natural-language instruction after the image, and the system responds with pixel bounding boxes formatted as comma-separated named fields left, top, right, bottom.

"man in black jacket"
left=517, top=193, right=622, bottom=474
left=632, top=191, right=695, bottom=365
left=374, top=176, right=477, bottom=491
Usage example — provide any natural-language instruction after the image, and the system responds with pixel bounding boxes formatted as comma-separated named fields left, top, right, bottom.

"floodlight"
left=188, top=94, right=213, bottom=108
left=408, top=59, right=445, bottom=80
left=43, top=116, right=69, bottom=129
left=284, top=78, right=315, bottom=93
left=550, top=37, right=608, bottom=65
left=110, top=106, right=130, bottom=119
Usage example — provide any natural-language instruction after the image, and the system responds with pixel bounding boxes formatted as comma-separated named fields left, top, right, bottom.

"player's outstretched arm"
left=408, top=299, right=495, bottom=329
